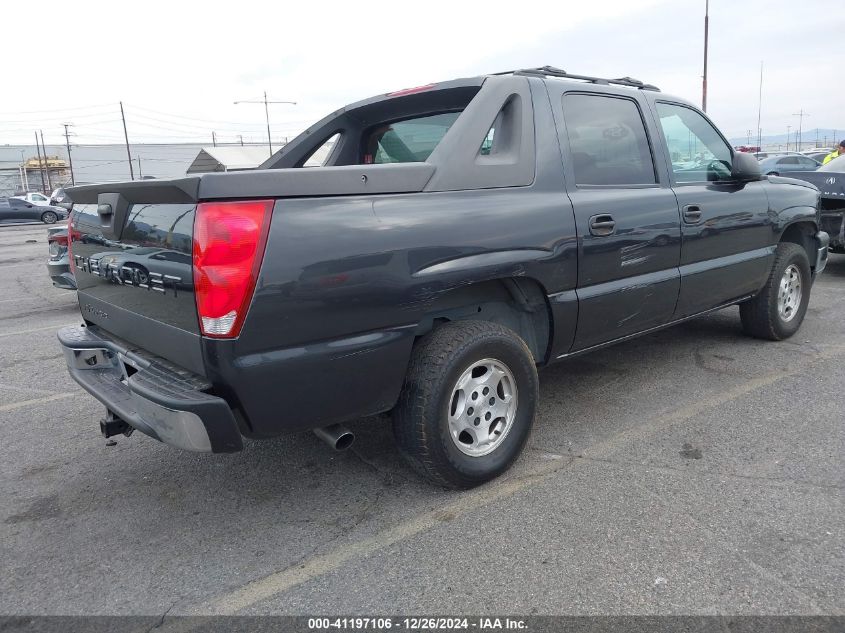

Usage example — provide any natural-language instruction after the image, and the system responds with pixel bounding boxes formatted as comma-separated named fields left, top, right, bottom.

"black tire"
left=740, top=242, right=811, bottom=340
left=767, top=171, right=779, bottom=176
left=41, top=211, right=58, bottom=224
left=393, top=320, right=539, bottom=489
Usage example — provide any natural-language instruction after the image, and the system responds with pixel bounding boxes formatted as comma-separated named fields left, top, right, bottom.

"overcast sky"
left=2, top=0, right=843, bottom=147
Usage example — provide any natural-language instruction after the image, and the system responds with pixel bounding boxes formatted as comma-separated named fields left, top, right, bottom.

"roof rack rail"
left=495, top=66, right=660, bottom=92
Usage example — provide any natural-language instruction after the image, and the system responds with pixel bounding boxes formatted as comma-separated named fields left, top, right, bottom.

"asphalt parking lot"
left=0, top=221, right=843, bottom=617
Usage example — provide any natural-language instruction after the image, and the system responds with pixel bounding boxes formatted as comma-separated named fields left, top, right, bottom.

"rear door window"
left=363, top=112, right=460, bottom=164
left=561, top=94, right=657, bottom=186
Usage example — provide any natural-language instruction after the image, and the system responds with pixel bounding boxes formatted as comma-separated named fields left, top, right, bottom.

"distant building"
left=186, top=146, right=273, bottom=174
left=0, top=156, right=67, bottom=197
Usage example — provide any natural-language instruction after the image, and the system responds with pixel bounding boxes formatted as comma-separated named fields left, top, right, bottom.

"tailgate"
left=68, top=179, right=205, bottom=374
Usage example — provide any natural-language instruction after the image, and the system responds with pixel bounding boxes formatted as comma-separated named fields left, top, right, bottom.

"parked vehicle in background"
left=803, top=151, right=831, bottom=163
left=11, top=192, right=53, bottom=206
left=59, top=66, right=828, bottom=488
left=47, top=225, right=77, bottom=289
left=0, top=197, right=68, bottom=224
left=50, top=187, right=70, bottom=206
left=753, top=151, right=804, bottom=160
left=779, top=154, right=845, bottom=252
left=759, top=154, right=820, bottom=176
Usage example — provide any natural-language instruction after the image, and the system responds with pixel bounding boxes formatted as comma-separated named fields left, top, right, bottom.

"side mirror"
left=731, top=152, right=762, bottom=182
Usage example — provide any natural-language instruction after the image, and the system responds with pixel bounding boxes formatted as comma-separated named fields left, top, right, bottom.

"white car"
left=11, top=192, right=53, bottom=206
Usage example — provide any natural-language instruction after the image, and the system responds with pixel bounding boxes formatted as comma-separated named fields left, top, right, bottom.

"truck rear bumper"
left=46, top=258, right=77, bottom=290
left=58, top=325, right=243, bottom=453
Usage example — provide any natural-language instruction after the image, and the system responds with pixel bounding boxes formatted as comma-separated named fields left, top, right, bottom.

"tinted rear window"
left=363, top=112, right=460, bottom=164
left=562, top=94, right=656, bottom=186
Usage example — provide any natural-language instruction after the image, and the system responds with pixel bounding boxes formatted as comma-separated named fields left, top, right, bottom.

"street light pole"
left=786, top=125, right=791, bottom=152
left=62, top=123, right=75, bottom=186
left=793, top=109, right=809, bottom=152
left=702, top=0, right=709, bottom=112
left=756, top=61, right=763, bottom=152
left=234, top=92, right=296, bottom=157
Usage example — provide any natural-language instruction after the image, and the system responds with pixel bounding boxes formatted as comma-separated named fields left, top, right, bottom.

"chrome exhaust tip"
left=313, top=424, right=355, bottom=451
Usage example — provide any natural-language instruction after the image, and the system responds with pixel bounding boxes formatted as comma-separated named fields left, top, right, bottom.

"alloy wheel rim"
left=777, top=264, right=802, bottom=322
left=447, top=358, right=518, bottom=457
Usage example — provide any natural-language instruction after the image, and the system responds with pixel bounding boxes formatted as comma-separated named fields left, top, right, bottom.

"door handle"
left=588, top=214, right=616, bottom=237
left=683, top=204, right=702, bottom=224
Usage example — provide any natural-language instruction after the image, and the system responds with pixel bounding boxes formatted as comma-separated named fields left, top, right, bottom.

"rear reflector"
left=193, top=200, right=274, bottom=338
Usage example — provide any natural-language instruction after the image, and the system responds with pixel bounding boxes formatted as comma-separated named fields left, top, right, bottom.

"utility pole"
left=19, top=149, right=28, bottom=192
left=34, top=131, right=47, bottom=194
left=62, top=123, right=75, bottom=186
left=237, top=135, right=244, bottom=146
left=120, top=101, right=135, bottom=181
left=756, top=61, right=763, bottom=152
left=234, top=92, right=296, bottom=157
left=786, top=125, right=791, bottom=152
left=746, top=129, right=752, bottom=145
left=137, top=157, right=143, bottom=179
left=40, top=130, right=52, bottom=192
left=702, top=0, right=709, bottom=112
left=792, top=109, right=808, bottom=152
left=212, top=131, right=217, bottom=147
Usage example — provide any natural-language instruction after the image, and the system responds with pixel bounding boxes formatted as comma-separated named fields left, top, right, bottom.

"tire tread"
left=393, top=320, right=536, bottom=488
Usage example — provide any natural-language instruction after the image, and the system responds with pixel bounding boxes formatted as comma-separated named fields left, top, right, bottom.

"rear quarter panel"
left=208, top=186, right=578, bottom=436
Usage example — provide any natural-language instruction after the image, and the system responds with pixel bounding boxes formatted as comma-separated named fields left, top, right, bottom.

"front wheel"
left=393, top=320, right=539, bottom=488
left=740, top=242, right=811, bottom=340
left=41, top=211, right=58, bottom=224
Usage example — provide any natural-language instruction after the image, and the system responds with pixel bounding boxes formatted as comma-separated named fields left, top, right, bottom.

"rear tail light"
left=193, top=200, right=274, bottom=338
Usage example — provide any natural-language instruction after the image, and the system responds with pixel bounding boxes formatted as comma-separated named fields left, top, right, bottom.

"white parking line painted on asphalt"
left=0, top=382, right=59, bottom=396
left=0, top=324, right=70, bottom=338
left=0, top=392, right=78, bottom=412
left=190, top=343, right=845, bottom=617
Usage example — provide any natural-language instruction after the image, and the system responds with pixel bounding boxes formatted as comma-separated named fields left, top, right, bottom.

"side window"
left=302, top=132, right=341, bottom=167
left=780, top=156, right=799, bottom=165
left=561, top=93, right=656, bottom=186
left=799, top=157, right=817, bottom=167
left=363, top=112, right=460, bottom=164
left=656, top=102, right=733, bottom=183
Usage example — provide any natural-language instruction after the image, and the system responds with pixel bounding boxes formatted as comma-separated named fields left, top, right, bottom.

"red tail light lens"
left=193, top=200, right=274, bottom=338
left=49, top=234, right=69, bottom=247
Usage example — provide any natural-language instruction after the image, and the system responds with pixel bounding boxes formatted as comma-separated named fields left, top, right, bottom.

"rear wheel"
left=766, top=171, right=779, bottom=176
left=740, top=242, right=811, bottom=340
left=393, top=320, right=538, bottom=488
left=41, top=211, right=58, bottom=224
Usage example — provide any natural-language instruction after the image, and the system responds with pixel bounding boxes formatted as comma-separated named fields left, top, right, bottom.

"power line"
left=0, top=103, right=115, bottom=115
left=126, top=103, right=309, bottom=129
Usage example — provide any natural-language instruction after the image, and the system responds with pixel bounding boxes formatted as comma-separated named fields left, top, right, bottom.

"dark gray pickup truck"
left=779, top=154, right=845, bottom=252
left=59, top=67, right=829, bottom=488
